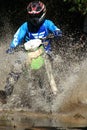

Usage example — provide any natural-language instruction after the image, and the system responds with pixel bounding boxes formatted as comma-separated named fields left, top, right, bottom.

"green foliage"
left=63, top=0, right=87, bottom=15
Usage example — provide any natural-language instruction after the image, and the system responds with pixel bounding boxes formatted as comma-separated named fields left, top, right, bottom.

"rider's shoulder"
left=21, top=22, right=28, bottom=27
left=20, top=22, right=28, bottom=30
left=44, top=19, right=54, bottom=25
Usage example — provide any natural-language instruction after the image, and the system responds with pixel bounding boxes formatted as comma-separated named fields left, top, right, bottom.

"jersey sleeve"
left=10, top=22, right=28, bottom=48
left=45, top=19, right=61, bottom=32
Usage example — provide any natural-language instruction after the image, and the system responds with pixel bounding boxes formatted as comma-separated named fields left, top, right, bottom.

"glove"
left=53, top=30, right=62, bottom=37
left=6, top=48, right=14, bottom=54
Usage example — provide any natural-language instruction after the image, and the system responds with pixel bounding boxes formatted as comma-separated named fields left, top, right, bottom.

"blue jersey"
left=10, top=19, right=61, bottom=52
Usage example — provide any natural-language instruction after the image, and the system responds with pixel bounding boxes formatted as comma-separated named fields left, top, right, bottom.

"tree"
left=63, top=0, right=87, bottom=15
left=63, top=0, right=87, bottom=33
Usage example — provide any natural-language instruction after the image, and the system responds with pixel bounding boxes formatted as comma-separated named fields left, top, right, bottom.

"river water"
left=0, top=109, right=87, bottom=130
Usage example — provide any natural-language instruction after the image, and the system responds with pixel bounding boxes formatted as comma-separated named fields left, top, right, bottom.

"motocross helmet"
left=27, top=1, right=46, bottom=26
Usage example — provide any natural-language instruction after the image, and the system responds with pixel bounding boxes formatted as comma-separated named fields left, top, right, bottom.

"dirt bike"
left=23, top=34, right=58, bottom=95
left=5, top=34, right=57, bottom=95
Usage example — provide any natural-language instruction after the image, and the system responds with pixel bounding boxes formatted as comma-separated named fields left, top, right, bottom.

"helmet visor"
left=28, top=10, right=43, bottom=19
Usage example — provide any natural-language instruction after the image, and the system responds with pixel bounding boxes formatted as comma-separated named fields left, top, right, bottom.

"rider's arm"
left=45, top=20, right=62, bottom=37
left=6, top=22, right=28, bottom=54
left=10, top=22, right=28, bottom=48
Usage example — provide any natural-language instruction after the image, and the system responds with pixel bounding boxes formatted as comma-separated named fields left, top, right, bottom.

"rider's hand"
left=53, top=30, right=62, bottom=37
left=6, top=48, right=14, bottom=54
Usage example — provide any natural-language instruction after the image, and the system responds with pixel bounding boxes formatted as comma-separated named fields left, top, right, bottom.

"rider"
left=6, top=1, right=62, bottom=55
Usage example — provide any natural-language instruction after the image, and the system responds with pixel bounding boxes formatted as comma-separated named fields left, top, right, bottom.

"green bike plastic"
left=30, top=46, right=44, bottom=70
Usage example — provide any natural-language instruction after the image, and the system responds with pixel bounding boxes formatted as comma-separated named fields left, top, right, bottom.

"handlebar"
left=40, top=34, right=55, bottom=41
left=6, top=34, right=55, bottom=54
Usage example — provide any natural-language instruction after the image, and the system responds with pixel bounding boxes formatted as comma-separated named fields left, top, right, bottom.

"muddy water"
left=0, top=51, right=87, bottom=129
left=0, top=110, right=87, bottom=130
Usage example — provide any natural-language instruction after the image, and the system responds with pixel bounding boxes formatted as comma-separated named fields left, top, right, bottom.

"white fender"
left=24, top=39, right=42, bottom=51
